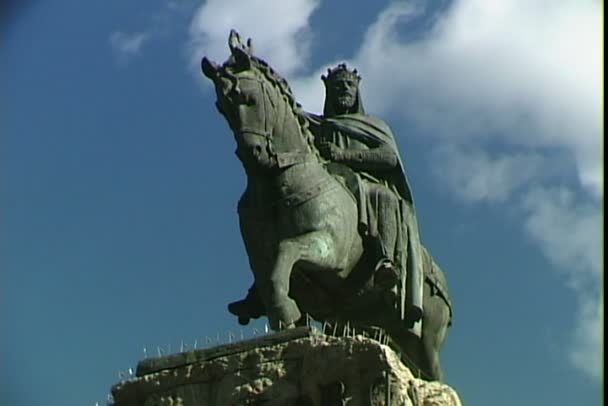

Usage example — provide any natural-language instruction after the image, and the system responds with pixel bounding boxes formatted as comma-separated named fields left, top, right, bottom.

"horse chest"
left=275, top=165, right=337, bottom=209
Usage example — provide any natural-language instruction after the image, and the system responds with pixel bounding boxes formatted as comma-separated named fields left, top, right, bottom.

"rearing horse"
left=202, top=31, right=453, bottom=381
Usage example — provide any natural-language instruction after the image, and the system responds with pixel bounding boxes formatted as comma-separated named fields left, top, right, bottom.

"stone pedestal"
left=111, top=327, right=461, bottom=405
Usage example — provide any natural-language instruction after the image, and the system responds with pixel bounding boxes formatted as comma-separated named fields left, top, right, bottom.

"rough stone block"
left=111, top=327, right=461, bottom=405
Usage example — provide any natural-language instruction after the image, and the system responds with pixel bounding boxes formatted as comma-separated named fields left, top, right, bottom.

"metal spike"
left=332, top=322, right=338, bottom=337
left=305, top=313, right=311, bottom=328
left=143, top=347, right=148, bottom=359
left=157, top=347, right=163, bottom=357
left=228, top=331, right=235, bottom=343
left=180, top=340, right=184, bottom=352
left=128, top=368, right=134, bottom=378
left=194, top=339, right=198, bottom=349
left=321, top=320, right=327, bottom=334
left=264, top=323, right=269, bottom=334
left=385, top=371, right=391, bottom=405
left=279, top=320, right=284, bottom=331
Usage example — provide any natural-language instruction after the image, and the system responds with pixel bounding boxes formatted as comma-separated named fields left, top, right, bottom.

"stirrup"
left=373, top=259, right=399, bottom=290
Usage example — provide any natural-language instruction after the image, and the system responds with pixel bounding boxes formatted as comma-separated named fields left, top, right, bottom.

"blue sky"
left=2, top=1, right=602, bottom=405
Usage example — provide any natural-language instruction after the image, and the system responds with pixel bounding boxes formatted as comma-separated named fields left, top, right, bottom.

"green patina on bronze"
left=201, top=30, right=453, bottom=381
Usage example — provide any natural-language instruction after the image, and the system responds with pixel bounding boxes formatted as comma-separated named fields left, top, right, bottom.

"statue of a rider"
left=229, top=63, right=424, bottom=335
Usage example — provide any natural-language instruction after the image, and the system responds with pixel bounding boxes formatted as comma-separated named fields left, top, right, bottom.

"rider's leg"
left=366, top=184, right=400, bottom=289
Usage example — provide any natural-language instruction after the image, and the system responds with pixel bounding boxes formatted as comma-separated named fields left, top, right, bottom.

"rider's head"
left=322, top=63, right=364, bottom=116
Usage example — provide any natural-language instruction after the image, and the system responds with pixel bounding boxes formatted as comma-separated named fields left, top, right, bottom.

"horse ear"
left=201, top=57, right=219, bottom=80
left=228, top=29, right=252, bottom=71
left=228, top=29, right=242, bottom=51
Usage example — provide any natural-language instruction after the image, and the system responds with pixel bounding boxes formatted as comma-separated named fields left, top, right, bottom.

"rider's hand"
left=318, top=141, right=343, bottom=161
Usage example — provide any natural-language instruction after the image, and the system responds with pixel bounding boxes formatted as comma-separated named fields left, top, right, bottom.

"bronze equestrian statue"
left=202, top=30, right=453, bottom=381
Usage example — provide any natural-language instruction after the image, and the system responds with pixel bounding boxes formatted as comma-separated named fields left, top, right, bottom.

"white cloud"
left=522, top=187, right=602, bottom=282
left=352, top=0, right=602, bottom=199
left=570, top=295, right=603, bottom=381
left=109, top=31, right=150, bottom=60
left=431, top=145, right=569, bottom=203
left=110, top=1, right=197, bottom=64
left=188, top=0, right=320, bottom=78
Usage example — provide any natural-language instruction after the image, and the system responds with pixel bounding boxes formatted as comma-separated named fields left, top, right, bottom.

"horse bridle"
left=229, top=75, right=279, bottom=166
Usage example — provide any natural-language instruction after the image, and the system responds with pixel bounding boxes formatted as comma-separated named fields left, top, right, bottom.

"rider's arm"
left=336, top=143, right=398, bottom=171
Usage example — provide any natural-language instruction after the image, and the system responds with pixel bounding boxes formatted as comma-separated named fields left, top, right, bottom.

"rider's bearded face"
left=331, top=79, right=357, bottom=114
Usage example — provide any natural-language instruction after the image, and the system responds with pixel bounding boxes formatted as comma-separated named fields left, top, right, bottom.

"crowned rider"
left=307, top=63, right=424, bottom=332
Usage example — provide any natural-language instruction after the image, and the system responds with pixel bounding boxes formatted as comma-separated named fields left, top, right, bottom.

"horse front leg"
left=264, top=230, right=336, bottom=330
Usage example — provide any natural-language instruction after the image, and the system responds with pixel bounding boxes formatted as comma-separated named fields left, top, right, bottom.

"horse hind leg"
left=264, top=230, right=338, bottom=330
left=421, top=337, right=444, bottom=382
left=420, top=296, right=450, bottom=381
left=384, top=305, right=449, bottom=381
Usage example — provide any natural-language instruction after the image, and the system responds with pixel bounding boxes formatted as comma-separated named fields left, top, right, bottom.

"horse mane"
left=228, top=56, right=320, bottom=159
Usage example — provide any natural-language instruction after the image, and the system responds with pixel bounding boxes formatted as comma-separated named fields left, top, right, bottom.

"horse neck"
left=269, top=99, right=314, bottom=157
left=244, top=173, right=276, bottom=207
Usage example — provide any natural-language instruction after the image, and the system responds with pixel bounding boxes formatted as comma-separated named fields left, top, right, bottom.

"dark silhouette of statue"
left=202, top=30, right=452, bottom=381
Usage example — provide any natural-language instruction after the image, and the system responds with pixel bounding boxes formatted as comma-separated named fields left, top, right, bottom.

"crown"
left=321, top=63, right=362, bottom=84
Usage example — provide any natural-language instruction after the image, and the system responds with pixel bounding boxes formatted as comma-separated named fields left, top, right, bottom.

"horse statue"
left=201, top=30, right=453, bottom=381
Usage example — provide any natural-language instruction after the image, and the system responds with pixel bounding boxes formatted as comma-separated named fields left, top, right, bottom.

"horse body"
left=202, top=32, right=452, bottom=381
left=236, top=130, right=365, bottom=328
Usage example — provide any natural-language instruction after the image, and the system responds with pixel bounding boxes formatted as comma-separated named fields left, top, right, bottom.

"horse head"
left=202, top=30, right=316, bottom=173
